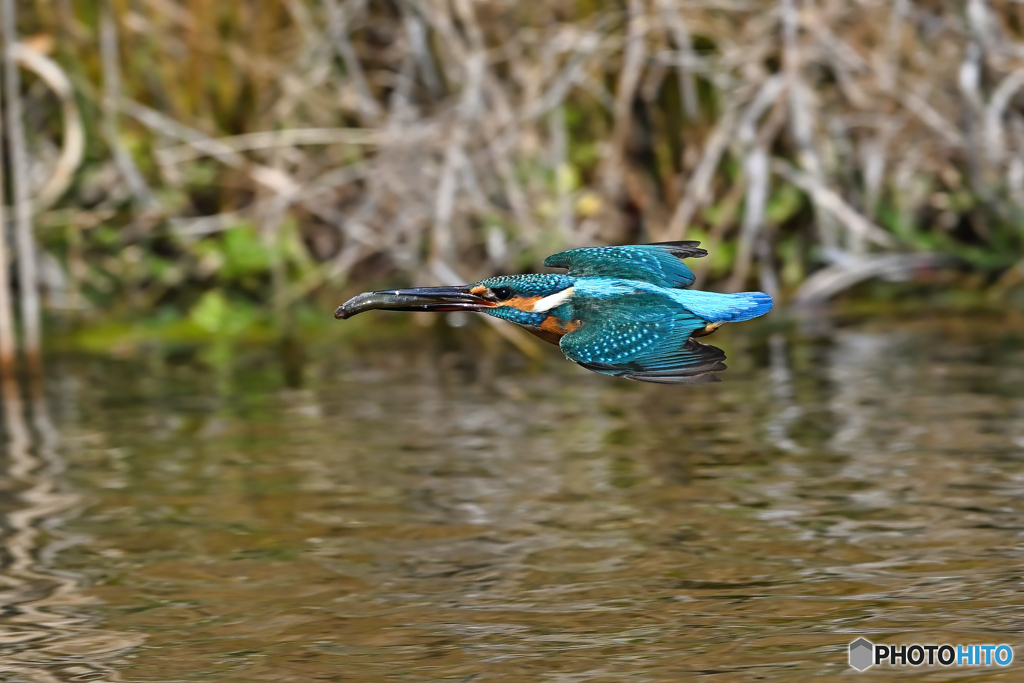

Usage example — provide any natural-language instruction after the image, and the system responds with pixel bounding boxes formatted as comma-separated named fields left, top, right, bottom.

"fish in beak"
left=334, top=286, right=496, bottom=320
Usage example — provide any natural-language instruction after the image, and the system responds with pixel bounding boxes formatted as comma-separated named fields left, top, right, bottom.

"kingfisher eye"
left=492, top=286, right=513, bottom=300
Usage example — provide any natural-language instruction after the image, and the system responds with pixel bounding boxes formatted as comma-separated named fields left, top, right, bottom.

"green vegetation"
left=7, top=0, right=1024, bottom=347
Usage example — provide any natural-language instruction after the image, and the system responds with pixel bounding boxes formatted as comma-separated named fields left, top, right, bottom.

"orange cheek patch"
left=500, top=295, right=543, bottom=311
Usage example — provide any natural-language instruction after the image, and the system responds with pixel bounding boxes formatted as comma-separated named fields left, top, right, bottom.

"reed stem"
left=0, top=111, right=15, bottom=383
left=1, top=0, right=39, bottom=378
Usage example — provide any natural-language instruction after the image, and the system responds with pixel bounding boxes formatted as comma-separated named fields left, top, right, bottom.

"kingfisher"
left=335, top=242, right=772, bottom=383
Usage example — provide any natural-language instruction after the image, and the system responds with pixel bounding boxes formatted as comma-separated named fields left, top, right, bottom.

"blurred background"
left=2, top=0, right=1024, bottom=354
left=2, top=2, right=1024, bottom=681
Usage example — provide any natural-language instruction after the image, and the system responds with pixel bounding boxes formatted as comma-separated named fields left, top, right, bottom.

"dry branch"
left=156, top=128, right=382, bottom=166
left=662, top=100, right=740, bottom=240
left=793, top=253, right=950, bottom=304
left=100, top=6, right=156, bottom=213
left=772, top=159, right=896, bottom=248
left=10, top=45, right=84, bottom=213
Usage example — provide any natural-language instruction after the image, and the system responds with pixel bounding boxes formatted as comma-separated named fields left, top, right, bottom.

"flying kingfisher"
left=335, top=242, right=772, bottom=383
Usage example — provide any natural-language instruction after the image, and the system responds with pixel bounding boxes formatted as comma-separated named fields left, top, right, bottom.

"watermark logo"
left=849, top=638, right=873, bottom=671
left=848, top=638, right=1014, bottom=671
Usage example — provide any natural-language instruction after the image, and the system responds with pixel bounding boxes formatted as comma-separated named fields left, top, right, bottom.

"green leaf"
left=190, top=289, right=229, bottom=333
left=221, top=224, right=271, bottom=279
left=767, top=184, right=805, bottom=224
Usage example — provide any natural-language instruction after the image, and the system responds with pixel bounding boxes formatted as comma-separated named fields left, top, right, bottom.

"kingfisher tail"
left=670, top=289, right=773, bottom=323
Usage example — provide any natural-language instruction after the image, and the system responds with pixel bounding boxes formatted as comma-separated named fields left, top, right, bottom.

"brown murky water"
left=1, top=315, right=1023, bottom=681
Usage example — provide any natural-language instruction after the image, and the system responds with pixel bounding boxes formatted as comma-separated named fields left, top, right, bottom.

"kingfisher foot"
left=691, top=322, right=722, bottom=338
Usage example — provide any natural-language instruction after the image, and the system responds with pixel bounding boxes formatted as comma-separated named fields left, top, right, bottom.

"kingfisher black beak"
left=334, top=286, right=495, bottom=320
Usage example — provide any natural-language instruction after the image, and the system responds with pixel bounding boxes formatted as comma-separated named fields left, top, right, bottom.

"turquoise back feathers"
left=543, top=241, right=707, bottom=289
left=476, top=273, right=573, bottom=296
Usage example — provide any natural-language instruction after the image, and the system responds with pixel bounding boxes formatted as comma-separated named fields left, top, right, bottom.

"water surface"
left=1, top=314, right=1023, bottom=681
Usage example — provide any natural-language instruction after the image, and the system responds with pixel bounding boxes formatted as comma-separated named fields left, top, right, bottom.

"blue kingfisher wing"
left=543, top=242, right=707, bottom=289
left=558, top=310, right=726, bottom=384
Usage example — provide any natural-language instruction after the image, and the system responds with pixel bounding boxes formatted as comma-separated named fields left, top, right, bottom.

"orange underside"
left=526, top=316, right=580, bottom=345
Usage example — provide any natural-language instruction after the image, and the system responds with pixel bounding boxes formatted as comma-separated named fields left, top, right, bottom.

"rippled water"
left=1, top=314, right=1023, bottom=681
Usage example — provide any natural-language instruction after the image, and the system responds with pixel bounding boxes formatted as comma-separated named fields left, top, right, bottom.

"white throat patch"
left=531, top=286, right=575, bottom=312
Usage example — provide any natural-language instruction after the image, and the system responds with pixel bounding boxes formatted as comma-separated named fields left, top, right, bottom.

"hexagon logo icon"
left=849, top=638, right=874, bottom=671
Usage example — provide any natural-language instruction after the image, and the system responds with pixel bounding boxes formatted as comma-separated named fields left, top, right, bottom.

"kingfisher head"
left=334, top=273, right=575, bottom=329
left=469, top=274, right=575, bottom=327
